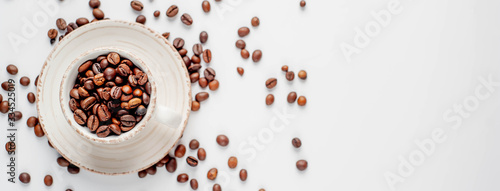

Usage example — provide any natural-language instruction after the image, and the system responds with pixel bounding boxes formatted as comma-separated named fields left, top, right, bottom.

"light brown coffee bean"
left=298, top=70, right=307, bottom=79
left=202, top=1, right=210, bottom=12
left=266, top=94, right=274, bottom=105
left=241, top=49, right=250, bottom=59
left=208, top=79, right=219, bottom=91
left=265, top=78, right=277, bottom=89
left=207, top=168, right=218, bottom=180
left=237, top=67, right=244, bottom=76
left=175, top=144, right=186, bottom=158
left=216, top=135, right=229, bottom=146
left=166, top=5, right=179, bottom=17
left=203, top=49, right=212, bottom=63
left=239, top=169, right=248, bottom=181
left=251, top=17, right=260, bottom=26
left=297, top=96, right=307, bottom=106
left=238, top=27, right=250, bottom=37
left=190, top=179, right=199, bottom=190
left=186, top=156, right=198, bottom=167
left=130, top=0, right=144, bottom=11
left=195, top=92, right=209, bottom=102
left=177, top=173, right=189, bottom=183
left=296, top=160, right=308, bottom=170
left=192, top=100, right=200, bottom=111
left=228, top=156, right=238, bottom=169
left=197, top=148, right=206, bottom=160
left=56, top=18, right=67, bottom=30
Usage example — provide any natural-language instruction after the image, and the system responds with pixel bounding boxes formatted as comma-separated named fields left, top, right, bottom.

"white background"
left=1, top=0, right=500, bottom=190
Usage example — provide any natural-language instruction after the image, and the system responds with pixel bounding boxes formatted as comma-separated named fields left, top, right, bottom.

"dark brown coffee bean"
left=181, top=13, right=193, bottom=25
left=188, top=64, right=201, bottom=73
left=235, top=40, right=246, bottom=49
left=26, top=117, right=38, bottom=127
left=266, top=94, right=274, bottom=105
left=108, top=123, right=120, bottom=135
left=69, top=99, right=78, bottom=112
left=287, top=92, right=297, bottom=103
left=6, top=64, right=18, bottom=75
left=198, top=77, right=208, bottom=88
left=121, top=59, right=133, bottom=67
left=120, top=115, right=136, bottom=127
left=237, top=67, right=244, bottom=76
left=300, top=0, right=306, bottom=7
left=19, top=172, right=30, bottom=184
left=93, top=8, right=104, bottom=19
left=89, top=0, right=100, bottom=8
left=78, top=61, right=92, bottom=73
left=66, top=24, right=74, bottom=34
left=228, top=156, right=238, bottom=168
left=204, top=68, right=216, bottom=81
left=207, top=168, right=218, bottom=180
left=128, top=75, right=138, bottom=87
left=136, top=72, right=148, bottom=85
left=186, top=156, right=198, bottom=167
left=97, top=105, right=111, bottom=122
left=190, top=179, right=199, bottom=190
left=166, top=157, right=177, bottom=173
left=76, top=18, right=89, bottom=26
left=286, top=71, right=295, bottom=81
left=5, top=141, right=15, bottom=153
left=84, top=79, right=94, bottom=90
left=154, top=10, right=160, bottom=17
left=74, top=109, right=87, bottom=125
left=252, top=50, right=262, bottom=62
left=110, top=86, right=122, bottom=99
left=11, top=111, right=22, bottom=121
left=213, top=184, right=221, bottom=191
left=0, top=94, right=2, bottom=102
left=173, top=38, right=185, bottom=49
left=292, top=137, right=302, bottom=148
left=78, top=87, right=89, bottom=98
left=96, top=125, right=110, bottom=137
left=142, top=93, right=150, bottom=105
left=281, top=65, right=289, bottom=72
left=166, top=5, right=179, bottom=17
left=174, top=144, right=186, bottom=158
left=203, top=49, right=212, bottom=63
left=44, top=175, right=53, bottom=186
left=56, top=18, right=67, bottom=30
left=87, top=115, right=99, bottom=131
left=296, top=160, right=308, bottom=170
left=34, top=124, right=45, bottom=137
left=216, top=135, right=229, bottom=146
left=97, top=55, right=106, bottom=62
left=48, top=29, right=58, bottom=39
left=189, top=139, right=200, bottom=149
left=136, top=15, right=146, bottom=24
left=2, top=81, right=11, bottom=91
left=20, top=76, right=30, bottom=86
left=239, top=169, right=248, bottom=181
left=107, top=52, right=121, bottom=65
left=178, top=48, right=187, bottom=56
left=183, top=56, right=191, bottom=67
left=190, top=72, right=200, bottom=83
left=195, top=92, right=209, bottom=102
left=265, top=78, right=277, bottom=89
left=67, top=165, right=80, bottom=174
left=117, top=64, right=132, bottom=77
left=197, top=148, right=206, bottom=160
left=200, top=31, right=208, bottom=43
left=251, top=17, right=260, bottom=27
left=146, top=165, right=157, bottom=175
left=92, top=63, right=102, bottom=74
left=130, top=0, right=144, bottom=11
left=297, top=96, right=307, bottom=106
left=81, top=96, right=97, bottom=111
left=100, top=58, right=109, bottom=68
left=192, top=100, right=200, bottom=111
left=241, top=49, right=250, bottom=59
left=202, top=0, right=210, bottom=12
left=134, top=105, right=146, bottom=116
left=192, top=55, right=201, bottom=64
left=27, top=92, right=36, bottom=103
left=238, top=27, right=250, bottom=37
left=138, top=170, right=147, bottom=178
left=0, top=101, right=8, bottom=114
left=177, top=173, right=189, bottom=183
left=57, top=157, right=70, bottom=167
left=193, top=44, right=203, bottom=56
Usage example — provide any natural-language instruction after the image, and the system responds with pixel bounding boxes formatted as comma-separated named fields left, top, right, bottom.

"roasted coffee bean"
left=281, top=65, right=289, bottom=72
left=34, top=124, right=45, bottom=137
left=100, top=58, right=109, bottom=68
left=128, top=98, right=142, bottom=109
left=66, top=24, right=74, bottom=34
left=296, top=160, right=308, bottom=170
left=133, top=89, right=143, bottom=97
left=297, top=96, right=307, bottom=106
left=78, top=87, right=90, bottom=98
left=69, top=99, right=79, bottom=112
left=286, top=71, right=295, bottom=81
left=87, top=115, right=99, bottom=131
left=130, top=0, right=144, bottom=11
left=154, top=10, right=160, bottom=17
left=192, top=100, right=200, bottom=111
left=200, top=31, right=208, bottom=43
left=183, top=56, right=191, bottom=67
left=191, top=56, right=200, bottom=65
left=2, top=81, right=11, bottom=91
left=110, top=86, right=122, bottom=99
left=74, top=109, right=87, bottom=125
left=292, top=137, right=302, bottom=148
left=93, top=73, right=105, bottom=86
left=92, top=104, right=100, bottom=115
left=300, top=0, right=306, bottom=7
left=136, top=72, right=148, bottom=85
left=0, top=94, right=2, bottom=102
left=202, top=0, right=210, bottom=12
left=10, top=111, right=22, bottom=121
left=44, top=175, right=53, bottom=186
left=187, top=156, right=198, bottom=167
left=5, top=141, right=15, bottom=153
left=97, top=55, right=106, bottom=62
left=138, top=170, right=147, bottom=178
left=27, top=92, right=36, bottom=103
left=189, top=139, right=200, bottom=149
left=287, top=92, right=297, bottom=103
left=197, top=148, right=206, bottom=160
left=195, top=92, right=209, bottom=102
left=178, top=48, right=187, bottom=56
left=78, top=61, right=92, bottom=73
left=160, top=155, right=171, bottom=164
left=198, top=77, right=208, bottom=88
left=89, top=0, right=100, bottom=8
left=252, top=50, right=262, bottom=62
left=136, top=15, right=146, bottom=24
left=56, top=18, right=67, bottom=30
left=121, top=94, right=133, bottom=102
left=76, top=17, right=89, bottom=26
left=266, top=94, right=274, bottom=105
left=103, top=68, right=116, bottom=81
left=97, top=105, right=111, bottom=121
left=188, top=64, right=202, bottom=73
left=228, top=156, right=238, bottom=168
left=19, top=173, right=30, bottom=184
left=115, top=76, right=124, bottom=84
left=208, top=79, right=219, bottom=91
left=117, top=64, right=132, bottom=77
left=237, top=67, right=244, bottom=76
left=265, top=78, right=277, bottom=89
left=190, top=179, right=199, bottom=190
left=204, top=68, right=216, bottom=81
left=298, top=70, right=307, bottom=79
left=0, top=101, right=8, bottom=114
left=48, top=29, right=58, bottom=39
left=81, top=96, right=97, bottom=111
left=203, top=49, right=212, bottom=63
left=239, top=169, right=248, bottom=181
left=216, top=135, right=229, bottom=146
left=70, top=22, right=79, bottom=30
left=142, top=93, right=150, bottom=105
left=135, top=105, right=147, bottom=116
left=6, top=64, right=18, bottom=75
left=67, top=165, right=80, bottom=174
left=96, top=125, right=110, bottom=137
left=121, top=59, right=133, bottom=67
left=120, top=115, right=136, bottom=127
left=93, top=8, right=105, bottom=19
left=166, top=5, right=179, bottom=17
left=235, top=40, right=246, bottom=49
left=20, top=76, right=30, bottom=86
left=181, top=13, right=193, bottom=25
left=84, top=79, right=94, bottom=90
left=213, top=184, right=221, bottom=191
left=146, top=165, right=157, bottom=175
left=190, top=72, right=200, bottom=83
left=238, top=27, right=250, bottom=37
left=193, top=44, right=203, bottom=56
left=57, top=157, right=70, bottom=167
left=128, top=75, right=138, bottom=87
left=85, top=70, right=95, bottom=77
left=166, top=157, right=177, bottom=173
left=35, top=75, right=39, bottom=86
left=92, top=63, right=102, bottom=74
left=241, top=49, right=250, bottom=59
left=207, top=168, right=218, bottom=180
left=177, top=173, right=189, bottom=183
left=175, top=144, right=186, bottom=158
left=102, top=87, right=111, bottom=100
left=160, top=32, right=170, bottom=40
left=251, top=17, right=260, bottom=26
left=70, top=89, right=80, bottom=100
left=107, top=52, right=121, bottom=65
left=173, top=38, right=185, bottom=49
left=27, top=117, right=38, bottom=127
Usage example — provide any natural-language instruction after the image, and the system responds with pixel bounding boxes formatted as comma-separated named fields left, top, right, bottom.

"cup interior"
left=60, top=47, right=157, bottom=144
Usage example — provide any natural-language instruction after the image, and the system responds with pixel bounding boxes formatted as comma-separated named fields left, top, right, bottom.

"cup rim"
left=59, top=47, right=158, bottom=144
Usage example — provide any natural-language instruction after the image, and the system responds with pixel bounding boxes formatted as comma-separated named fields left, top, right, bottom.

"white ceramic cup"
left=60, top=47, right=182, bottom=144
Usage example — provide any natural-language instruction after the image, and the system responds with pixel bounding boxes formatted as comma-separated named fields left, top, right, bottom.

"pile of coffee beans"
left=69, top=52, right=150, bottom=137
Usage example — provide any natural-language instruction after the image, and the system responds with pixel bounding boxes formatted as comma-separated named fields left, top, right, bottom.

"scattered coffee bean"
left=166, top=157, right=177, bottom=172
left=89, top=0, right=100, bottom=8
left=202, top=1, right=211, bottom=12
left=195, top=92, right=209, bottom=102
left=237, top=67, right=244, bottom=76
left=76, top=18, right=89, bottom=26
left=265, top=78, right=277, bottom=89
left=181, top=13, right=193, bottom=25
left=136, top=15, right=146, bottom=24
left=166, top=5, right=179, bottom=17
left=190, top=179, right=199, bottom=190
left=146, top=165, right=157, bottom=175
left=175, top=144, right=186, bottom=158
left=296, top=160, right=308, bottom=170
left=138, top=170, right=147, bottom=178
left=286, top=71, right=295, bottom=81
left=27, top=117, right=38, bottom=127
left=34, top=124, right=45, bottom=137
left=300, top=0, right=306, bottom=7
left=228, top=156, right=238, bottom=169
left=193, top=44, right=203, bottom=56
left=259, top=189, right=266, bottom=191
left=183, top=56, right=192, bottom=67
left=177, top=173, right=189, bottom=183
left=56, top=18, right=67, bottom=30
left=6, top=64, right=18, bottom=75
left=204, top=68, right=216, bottom=81
left=162, top=32, right=170, bottom=39
left=251, top=17, right=260, bottom=27
left=213, top=184, right=221, bottom=191
left=173, top=38, right=185, bottom=49
left=241, top=49, right=250, bottom=59
left=13, top=111, right=22, bottom=121
left=48, top=29, right=58, bottom=39
left=200, top=31, right=208, bottom=43
left=192, top=100, right=200, bottom=111
left=298, top=70, right=307, bottom=79
left=297, top=96, right=307, bottom=106
left=19, top=172, right=30, bottom=184
left=292, top=137, right=302, bottom=148
left=287, top=92, right=297, bottom=103
left=208, top=79, right=219, bottom=91
left=203, top=49, right=212, bottom=63
left=197, top=148, right=206, bottom=160
left=178, top=48, right=187, bottom=56
left=57, top=157, right=70, bottom=167
left=20, top=77, right=30, bottom=86
left=0, top=94, right=2, bottom=102
left=266, top=94, right=274, bottom=105
left=130, top=0, right=144, bottom=11
left=93, top=8, right=105, bottom=19
left=238, top=27, right=250, bottom=37
left=239, top=169, right=248, bottom=181
left=207, top=168, right=218, bottom=180
left=252, top=50, right=262, bottom=62
left=192, top=55, right=201, bottom=64
left=198, top=77, right=208, bottom=88
left=216, top=135, right=229, bottom=146
left=67, top=165, right=80, bottom=174
left=5, top=141, right=15, bottom=153
left=189, top=139, right=200, bottom=149
left=235, top=40, right=246, bottom=49
left=154, top=10, right=160, bottom=17
left=44, top=175, right=53, bottom=186
left=282, top=65, right=289, bottom=72
left=27, top=92, right=36, bottom=103
left=1, top=81, right=10, bottom=91
left=187, top=156, right=198, bottom=167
